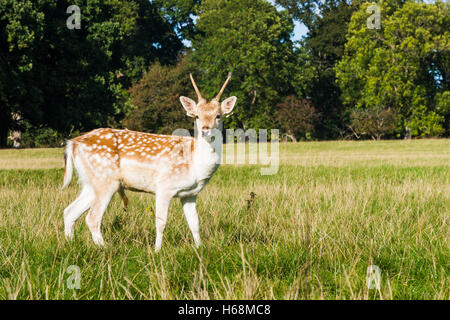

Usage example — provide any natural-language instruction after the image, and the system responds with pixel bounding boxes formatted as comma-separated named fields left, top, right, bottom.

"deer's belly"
left=119, top=159, right=158, bottom=193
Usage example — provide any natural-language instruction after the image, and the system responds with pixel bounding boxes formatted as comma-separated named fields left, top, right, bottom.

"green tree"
left=0, top=0, right=182, bottom=147
left=336, top=1, right=449, bottom=137
left=190, top=0, right=298, bottom=130
left=275, top=0, right=320, bottom=31
left=156, top=0, right=200, bottom=40
left=0, top=0, right=45, bottom=146
left=305, top=1, right=357, bottom=138
left=276, top=0, right=359, bottom=138
left=124, top=55, right=195, bottom=134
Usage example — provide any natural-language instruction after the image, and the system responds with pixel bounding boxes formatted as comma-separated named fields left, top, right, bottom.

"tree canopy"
left=0, top=0, right=181, bottom=146
left=123, top=55, right=194, bottom=135
left=0, top=0, right=448, bottom=147
left=336, top=0, right=449, bottom=137
left=189, top=0, right=299, bottom=130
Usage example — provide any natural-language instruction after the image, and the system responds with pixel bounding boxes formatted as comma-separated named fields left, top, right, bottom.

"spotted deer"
left=62, top=73, right=236, bottom=251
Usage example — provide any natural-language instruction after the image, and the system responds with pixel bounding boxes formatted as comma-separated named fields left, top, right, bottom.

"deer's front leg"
left=181, top=196, right=201, bottom=248
left=154, top=191, right=173, bottom=252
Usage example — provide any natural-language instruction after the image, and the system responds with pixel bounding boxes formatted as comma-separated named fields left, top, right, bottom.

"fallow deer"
left=62, top=73, right=236, bottom=251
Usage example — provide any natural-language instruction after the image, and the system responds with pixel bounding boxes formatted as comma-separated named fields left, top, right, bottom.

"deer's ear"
left=179, top=96, right=197, bottom=117
left=221, top=96, right=236, bottom=115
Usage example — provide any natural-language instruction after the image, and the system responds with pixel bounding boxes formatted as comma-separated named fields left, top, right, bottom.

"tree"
left=275, top=0, right=321, bottom=31
left=124, top=55, right=195, bottom=134
left=336, top=1, right=449, bottom=138
left=155, top=0, right=200, bottom=40
left=348, top=107, right=397, bottom=140
left=0, top=0, right=182, bottom=146
left=0, top=0, right=45, bottom=146
left=276, top=95, right=320, bottom=141
left=276, top=0, right=359, bottom=139
left=306, top=1, right=356, bottom=139
left=190, top=0, right=297, bottom=130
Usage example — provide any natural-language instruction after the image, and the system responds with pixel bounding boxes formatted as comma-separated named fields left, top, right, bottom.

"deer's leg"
left=85, top=183, right=118, bottom=246
left=64, top=185, right=95, bottom=239
left=154, top=191, right=173, bottom=252
left=181, top=196, right=201, bottom=248
left=118, top=186, right=128, bottom=211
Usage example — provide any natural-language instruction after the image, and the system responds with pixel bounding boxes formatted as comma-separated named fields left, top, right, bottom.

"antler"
left=214, top=72, right=232, bottom=101
left=190, top=73, right=206, bottom=103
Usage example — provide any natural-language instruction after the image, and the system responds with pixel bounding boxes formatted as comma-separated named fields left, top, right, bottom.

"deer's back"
left=71, top=128, right=196, bottom=194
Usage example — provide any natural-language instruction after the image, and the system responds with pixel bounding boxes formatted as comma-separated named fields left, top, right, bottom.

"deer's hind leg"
left=64, top=185, right=95, bottom=239
left=85, top=181, right=119, bottom=246
left=118, top=186, right=129, bottom=211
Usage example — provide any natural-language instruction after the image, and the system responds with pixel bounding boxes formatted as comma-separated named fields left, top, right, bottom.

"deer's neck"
left=192, top=135, right=221, bottom=181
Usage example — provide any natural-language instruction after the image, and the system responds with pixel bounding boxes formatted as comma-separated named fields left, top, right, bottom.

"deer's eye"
left=195, top=115, right=199, bottom=119
left=216, top=114, right=221, bottom=119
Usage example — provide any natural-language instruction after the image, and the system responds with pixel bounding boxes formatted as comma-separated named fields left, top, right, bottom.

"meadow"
left=0, top=139, right=448, bottom=299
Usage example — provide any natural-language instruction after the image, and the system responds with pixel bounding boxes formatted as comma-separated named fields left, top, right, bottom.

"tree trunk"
left=404, top=126, right=411, bottom=140
left=10, top=130, right=21, bottom=148
left=282, top=133, right=297, bottom=143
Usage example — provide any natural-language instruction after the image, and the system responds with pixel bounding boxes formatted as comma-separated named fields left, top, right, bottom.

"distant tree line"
left=0, top=0, right=448, bottom=147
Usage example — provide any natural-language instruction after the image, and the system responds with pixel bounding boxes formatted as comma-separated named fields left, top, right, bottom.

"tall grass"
left=0, top=140, right=448, bottom=299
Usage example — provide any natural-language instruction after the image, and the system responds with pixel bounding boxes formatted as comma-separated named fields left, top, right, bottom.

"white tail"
left=61, top=140, right=74, bottom=190
left=62, top=73, right=237, bottom=251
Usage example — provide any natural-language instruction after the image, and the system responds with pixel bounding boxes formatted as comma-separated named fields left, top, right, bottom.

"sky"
left=293, top=21, right=309, bottom=41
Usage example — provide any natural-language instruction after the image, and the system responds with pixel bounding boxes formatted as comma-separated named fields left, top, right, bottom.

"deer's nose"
left=202, top=125, right=211, bottom=130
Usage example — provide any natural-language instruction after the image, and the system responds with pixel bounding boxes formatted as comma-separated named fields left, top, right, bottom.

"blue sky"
left=292, top=21, right=308, bottom=41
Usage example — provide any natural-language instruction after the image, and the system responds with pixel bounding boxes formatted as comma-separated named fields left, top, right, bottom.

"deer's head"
left=180, top=73, right=236, bottom=138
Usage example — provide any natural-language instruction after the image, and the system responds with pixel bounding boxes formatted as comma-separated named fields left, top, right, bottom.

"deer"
left=61, top=73, right=236, bottom=251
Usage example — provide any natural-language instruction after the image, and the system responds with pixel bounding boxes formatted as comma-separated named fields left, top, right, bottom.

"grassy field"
left=0, top=139, right=448, bottom=299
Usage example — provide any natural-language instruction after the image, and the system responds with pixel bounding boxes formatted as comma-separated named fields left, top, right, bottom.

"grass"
left=0, top=139, right=448, bottom=299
